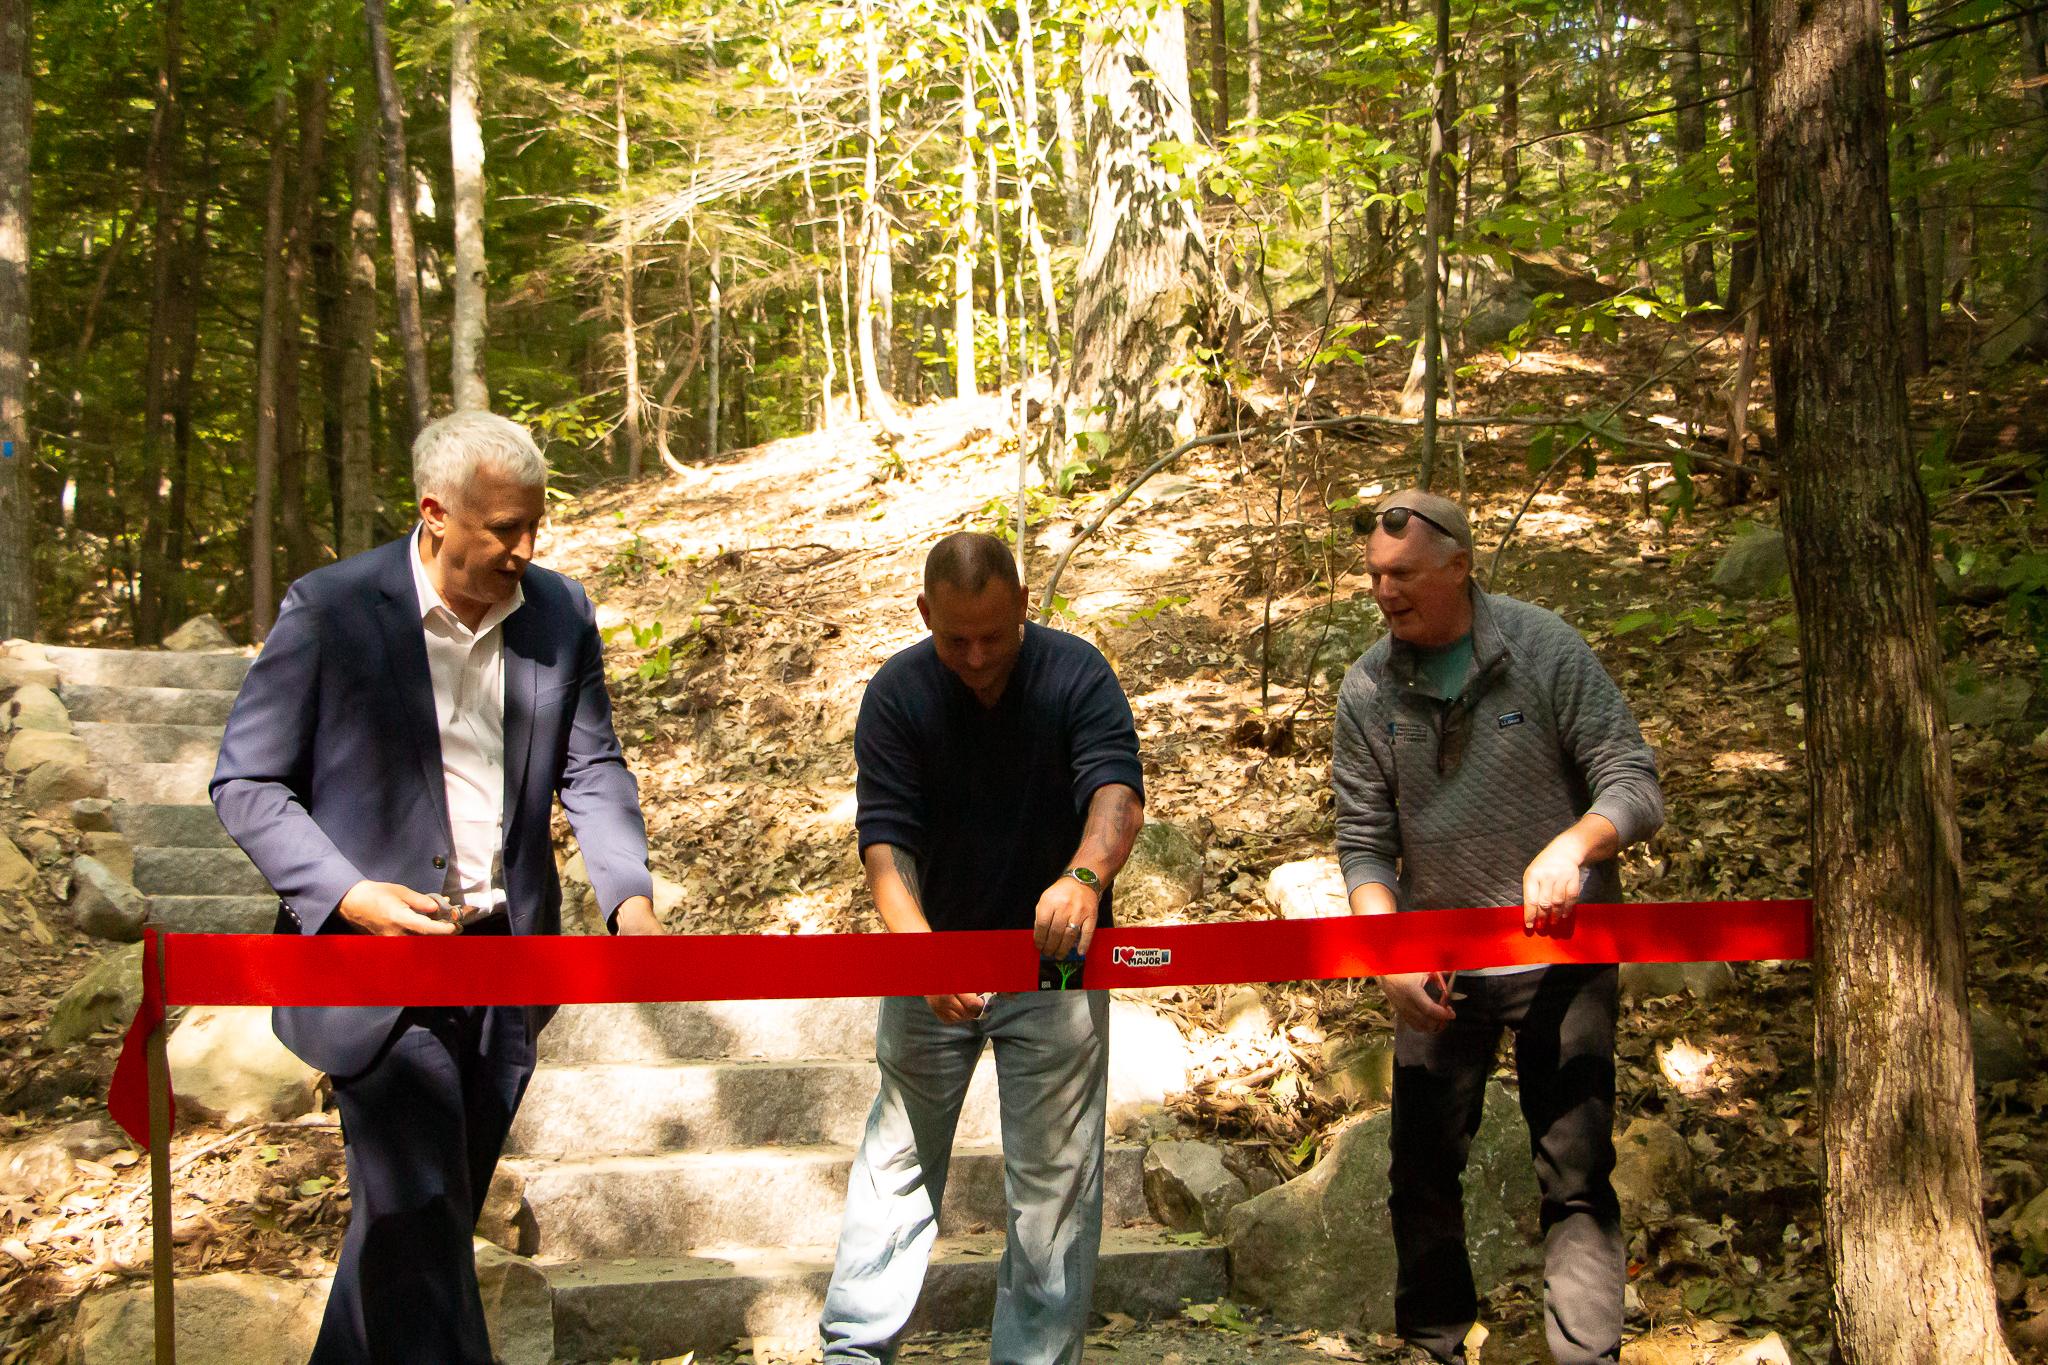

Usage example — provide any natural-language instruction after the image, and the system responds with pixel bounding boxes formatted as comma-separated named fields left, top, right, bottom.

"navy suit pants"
left=309, top=1002, right=535, bottom=1365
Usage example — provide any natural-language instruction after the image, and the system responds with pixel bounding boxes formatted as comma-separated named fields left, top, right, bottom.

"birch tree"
left=451, top=0, right=489, bottom=410
left=1063, top=0, right=1217, bottom=459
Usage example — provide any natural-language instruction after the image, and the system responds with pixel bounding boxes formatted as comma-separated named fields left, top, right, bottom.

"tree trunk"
left=1754, top=0, right=2017, bottom=1354
left=834, top=195, right=861, bottom=421
left=165, top=135, right=212, bottom=626
left=449, top=0, right=488, bottom=410
left=956, top=5, right=982, bottom=400
left=793, top=93, right=837, bottom=428
left=1016, top=0, right=1063, bottom=370
left=1890, top=0, right=1928, bottom=373
left=1244, top=0, right=1259, bottom=124
left=251, top=87, right=294, bottom=639
left=1416, top=0, right=1449, bottom=488
left=1052, top=79, right=1083, bottom=241
left=278, top=67, right=330, bottom=584
left=1919, top=57, right=1950, bottom=327
left=1064, top=0, right=1218, bottom=459
left=311, top=175, right=347, bottom=557
left=1501, top=35, right=1521, bottom=202
left=1208, top=0, right=1228, bottom=138
left=989, top=136, right=1010, bottom=393
left=1726, top=16, right=1760, bottom=313
left=134, top=0, right=184, bottom=643
left=337, top=106, right=379, bottom=558
left=707, top=246, right=722, bottom=458
left=0, top=0, right=31, bottom=639
left=616, top=63, right=643, bottom=477
left=857, top=0, right=897, bottom=421
left=365, top=0, right=430, bottom=444
left=2018, top=10, right=2048, bottom=358
left=1670, top=0, right=1717, bottom=307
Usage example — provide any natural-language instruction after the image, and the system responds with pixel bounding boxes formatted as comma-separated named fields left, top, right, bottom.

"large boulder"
left=1225, top=1080, right=1540, bottom=1333
left=474, top=1241, right=555, bottom=1365
left=477, top=1165, right=539, bottom=1256
left=4, top=682, right=71, bottom=733
left=166, top=1006, right=320, bottom=1126
left=1315, top=1036, right=1395, bottom=1107
left=5, top=727, right=89, bottom=772
left=1266, top=858, right=1348, bottom=920
left=1144, top=1140, right=1250, bottom=1236
left=1105, top=996, right=1199, bottom=1134
left=45, top=944, right=146, bottom=1048
left=69, top=1271, right=327, bottom=1365
left=1398, top=257, right=1536, bottom=351
left=1611, top=1117, right=1693, bottom=1228
left=0, top=833, right=35, bottom=892
left=80, top=832, right=135, bottom=884
left=1266, top=599, right=1380, bottom=688
left=24, top=760, right=108, bottom=814
left=1114, top=821, right=1204, bottom=921
left=1619, top=960, right=1736, bottom=1004
left=71, top=856, right=147, bottom=942
left=164, top=614, right=238, bottom=652
left=69, top=798, right=117, bottom=832
left=0, top=1119, right=126, bottom=1197
left=1945, top=675, right=2036, bottom=730
left=1710, top=527, right=1790, bottom=600
left=1972, top=1005, right=2032, bottom=1087
left=0, top=655, right=63, bottom=692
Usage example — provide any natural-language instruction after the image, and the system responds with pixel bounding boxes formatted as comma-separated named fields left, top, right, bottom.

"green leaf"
left=296, top=1176, right=334, bottom=1197
left=1609, top=610, right=1662, bottom=637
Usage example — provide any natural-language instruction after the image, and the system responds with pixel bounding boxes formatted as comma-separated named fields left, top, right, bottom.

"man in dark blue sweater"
left=820, top=532, right=1145, bottom=1365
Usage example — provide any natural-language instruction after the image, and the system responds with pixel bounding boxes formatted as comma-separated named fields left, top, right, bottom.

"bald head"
left=924, top=531, right=1020, bottom=598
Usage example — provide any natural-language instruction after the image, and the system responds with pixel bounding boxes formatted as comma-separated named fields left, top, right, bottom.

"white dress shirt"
left=410, top=527, right=523, bottom=914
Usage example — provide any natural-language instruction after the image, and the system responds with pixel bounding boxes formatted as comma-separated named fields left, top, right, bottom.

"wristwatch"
left=1061, top=866, right=1101, bottom=894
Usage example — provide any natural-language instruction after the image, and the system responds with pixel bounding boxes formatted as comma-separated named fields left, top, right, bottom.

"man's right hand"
left=925, top=992, right=987, bottom=1024
left=336, top=880, right=459, bottom=936
left=1380, top=971, right=1457, bottom=1033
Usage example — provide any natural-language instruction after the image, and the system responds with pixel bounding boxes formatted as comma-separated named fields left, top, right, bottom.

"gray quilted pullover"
left=1331, top=586, right=1664, bottom=922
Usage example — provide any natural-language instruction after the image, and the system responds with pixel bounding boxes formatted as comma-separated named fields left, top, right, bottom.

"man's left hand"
left=613, top=895, right=663, bottom=936
left=1521, top=836, right=1586, bottom=935
left=1033, top=875, right=1099, bottom=958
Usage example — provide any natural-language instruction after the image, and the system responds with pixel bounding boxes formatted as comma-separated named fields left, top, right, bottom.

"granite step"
left=540, top=998, right=885, bottom=1065
left=73, top=721, right=226, bottom=768
left=509, top=1141, right=1149, bottom=1259
left=41, top=645, right=251, bottom=692
left=114, top=803, right=239, bottom=849
left=58, top=683, right=239, bottom=727
left=508, top=1056, right=1000, bottom=1156
left=147, top=894, right=276, bottom=934
left=112, top=760, right=216, bottom=806
left=545, top=1228, right=1227, bottom=1361
left=134, top=846, right=269, bottom=897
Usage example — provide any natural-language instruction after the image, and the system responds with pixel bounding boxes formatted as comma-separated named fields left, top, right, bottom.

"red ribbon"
left=106, top=900, right=1811, bottom=1145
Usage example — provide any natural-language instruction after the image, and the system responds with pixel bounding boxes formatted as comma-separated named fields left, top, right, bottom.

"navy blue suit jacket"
left=211, top=537, right=654, bottom=1077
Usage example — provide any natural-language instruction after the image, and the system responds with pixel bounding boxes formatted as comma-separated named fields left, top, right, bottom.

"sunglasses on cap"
left=1353, top=504, right=1463, bottom=544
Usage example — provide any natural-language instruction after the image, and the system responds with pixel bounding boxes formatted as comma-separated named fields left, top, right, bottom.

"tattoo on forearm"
left=888, top=845, right=924, bottom=905
left=1081, top=785, right=1145, bottom=873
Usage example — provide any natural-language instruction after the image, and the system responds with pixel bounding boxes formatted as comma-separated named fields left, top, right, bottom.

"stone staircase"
left=44, top=645, right=275, bottom=934
left=31, top=644, right=1224, bottom=1360
left=512, top=998, right=1223, bottom=1359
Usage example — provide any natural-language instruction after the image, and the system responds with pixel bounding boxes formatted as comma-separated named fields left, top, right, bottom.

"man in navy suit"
left=213, top=410, right=661, bottom=1364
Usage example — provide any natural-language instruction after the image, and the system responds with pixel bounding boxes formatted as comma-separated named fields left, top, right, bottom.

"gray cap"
left=1372, top=488, right=1473, bottom=551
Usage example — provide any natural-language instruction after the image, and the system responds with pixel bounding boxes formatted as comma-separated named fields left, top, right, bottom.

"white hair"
left=411, top=411, right=548, bottom=506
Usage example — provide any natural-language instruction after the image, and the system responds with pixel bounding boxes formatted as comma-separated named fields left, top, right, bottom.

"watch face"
left=1068, top=867, right=1099, bottom=887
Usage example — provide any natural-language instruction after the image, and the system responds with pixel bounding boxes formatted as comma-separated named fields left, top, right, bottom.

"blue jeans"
left=821, top=990, right=1110, bottom=1364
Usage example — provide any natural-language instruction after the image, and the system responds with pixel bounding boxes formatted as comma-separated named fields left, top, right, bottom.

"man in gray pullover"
left=1331, top=489, right=1664, bottom=1365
